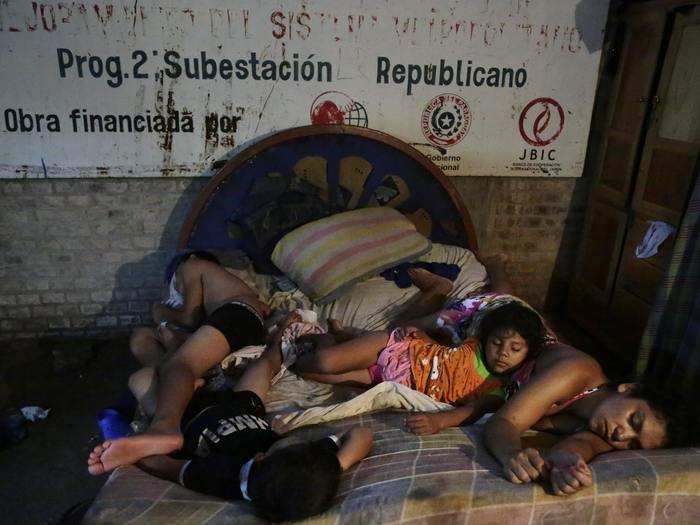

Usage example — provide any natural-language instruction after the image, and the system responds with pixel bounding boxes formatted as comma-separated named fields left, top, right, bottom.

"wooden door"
left=568, top=201, right=628, bottom=331
left=633, top=6, right=700, bottom=224
left=593, top=7, right=667, bottom=208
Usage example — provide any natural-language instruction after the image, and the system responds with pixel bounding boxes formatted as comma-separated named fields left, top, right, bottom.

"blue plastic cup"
left=97, top=408, right=132, bottom=440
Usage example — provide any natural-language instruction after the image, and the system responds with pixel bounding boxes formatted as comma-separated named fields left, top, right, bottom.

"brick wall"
left=453, top=177, right=592, bottom=308
left=0, top=178, right=206, bottom=342
left=0, top=176, right=591, bottom=343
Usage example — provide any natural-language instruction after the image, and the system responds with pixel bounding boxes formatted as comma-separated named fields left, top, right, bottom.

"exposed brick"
left=71, top=317, right=95, bottom=328
left=90, top=291, right=113, bottom=302
left=137, top=288, right=160, bottom=300
left=1, top=320, right=18, bottom=331
left=103, top=181, right=129, bottom=193
left=66, top=195, right=94, bottom=207
left=5, top=307, right=31, bottom=319
left=128, top=301, right=150, bottom=313
left=119, top=315, right=141, bottom=326
left=48, top=318, right=71, bottom=329
left=42, top=195, right=67, bottom=207
left=80, top=304, right=103, bottom=315
left=28, top=279, right=51, bottom=291
left=74, top=278, right=100, bottom=289
left=133, top=237, right=159, bottom=249
left=22, top=182, right=53, bottom=194
left=33, top=305, right=57, bottom=317
left=0, top=281, right=25, bottom=293
left=56, top=304, right=81, bottom=316
left=2, top=182, right=24, bottom=194
left=41, top=292, right=66, bottom=304
left=23, top=318, right=48, bottom=330
left=105, top=303, right=129, bottom=314
left=96, top=316, right=118, bottom=327
left=0, top=176, right=592, bottom=338
left=16, top=294, right=40, bottom=305
left=114, top=290, right=139, bottom=301
left=66, top=292, right=90, bottom=303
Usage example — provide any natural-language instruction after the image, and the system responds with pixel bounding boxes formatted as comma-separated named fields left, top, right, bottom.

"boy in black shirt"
left=90, top=313, right=373, bottom=521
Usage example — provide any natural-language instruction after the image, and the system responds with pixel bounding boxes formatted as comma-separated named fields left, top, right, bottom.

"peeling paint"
left=0, top=0, right=606, bottom=179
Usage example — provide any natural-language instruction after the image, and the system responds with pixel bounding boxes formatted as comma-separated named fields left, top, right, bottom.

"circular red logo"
left=421, top=94, right=471, bottom=148
left=310, top=91, right=368, bottom=127
left=518, top=97, right=565, bottom=147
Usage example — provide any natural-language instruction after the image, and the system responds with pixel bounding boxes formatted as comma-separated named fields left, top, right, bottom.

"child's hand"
left=283, top=310, right=303, bottom=325
left=274, top=311, right=302, bottom=334
left=503, top=448, right=548, bottom=483
left=337, top=425, right=373, bottom=471
left=406, top=413, right=445, bottom=435
left=546, top=450, right=592, bottom=496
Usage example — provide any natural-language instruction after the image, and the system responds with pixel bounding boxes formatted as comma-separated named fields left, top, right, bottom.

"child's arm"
left=543, top=431, right=612, bottom=496
left=335, top=426, right=373, bottom=471
left=483, top=355, right=600, bottom=484
left=233, top=311, right=301, bottom=402
left=531, top=412, right=588, bottom=435
left=136, top=454, right=187, bottom=484
left=406, top=395, right=503, bottom=435
left=152, top=260, right=205, bottom=330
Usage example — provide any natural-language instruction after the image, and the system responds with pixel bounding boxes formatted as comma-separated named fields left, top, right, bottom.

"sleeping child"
left=288, top=301, right=549, bottom=433
left=89, top=312, right=373, bottom=522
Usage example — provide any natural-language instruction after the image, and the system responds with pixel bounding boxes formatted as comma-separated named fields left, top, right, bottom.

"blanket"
left=271, top=381, right=452, bottom=433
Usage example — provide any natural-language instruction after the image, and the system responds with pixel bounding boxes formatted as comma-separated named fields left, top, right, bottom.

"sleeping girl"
left=289, top=301, right=548, bottom=430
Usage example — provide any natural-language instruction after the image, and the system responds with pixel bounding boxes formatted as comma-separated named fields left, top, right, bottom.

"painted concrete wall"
left=1, top=0, right=608, bottom=178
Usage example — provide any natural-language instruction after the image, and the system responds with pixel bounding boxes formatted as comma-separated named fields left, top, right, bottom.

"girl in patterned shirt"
left=292, top=301, right=548, bottom=432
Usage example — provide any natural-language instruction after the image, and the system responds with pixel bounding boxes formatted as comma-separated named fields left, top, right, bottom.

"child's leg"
left=294, top=331, right=389, bottom=375
left=392, top=268, right=453, bottom=326
left=128, top=367, right=205, bottom=420
left=128, top=367, right=157, bottom=417
left=233, top=311, right=312, bottom=402
left=327, top=318, right=369, bottom=343
left=87, top=325, right=231, bottom=475
left=156, top=324, right=189, bottom=354
left=299, top=369, right=372, bottom=387
left=233, top=338, right=283, bottom=403
left=130, top=327, right=166, bottom=366
left=149, top=326, right=230, bottom=433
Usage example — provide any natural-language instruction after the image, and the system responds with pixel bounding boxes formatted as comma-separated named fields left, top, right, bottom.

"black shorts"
left=181, top=389, right=267, bottom=433
left=202, top=301, right=266, bottom=351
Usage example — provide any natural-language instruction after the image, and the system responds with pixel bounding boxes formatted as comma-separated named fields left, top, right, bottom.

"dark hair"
left=163, top=250, right=221, bottom=284
left=248, top=441, right=341, bottom=522
left=478, top=302, right=547, bottom=357
left=635, top=377, right=696, bottom=448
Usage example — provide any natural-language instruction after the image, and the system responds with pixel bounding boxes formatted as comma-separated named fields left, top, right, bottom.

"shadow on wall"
left=543, top=2, right=617, bottom=314
left=99, top=130, right=279, bottom=347
left=543, top=175, right=594, bottom=312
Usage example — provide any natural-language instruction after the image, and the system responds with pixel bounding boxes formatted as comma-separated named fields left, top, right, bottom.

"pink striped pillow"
left=272, top=208, right=431, bottom=303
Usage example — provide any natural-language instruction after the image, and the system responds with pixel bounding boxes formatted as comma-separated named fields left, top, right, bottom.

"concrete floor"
left=0, top=338, right=134, bottom=525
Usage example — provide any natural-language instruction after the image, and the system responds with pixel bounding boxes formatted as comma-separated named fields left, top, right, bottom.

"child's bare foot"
left=87, top=431, right=183, bottom=475
left=407, top=268, right=452, bottom=296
